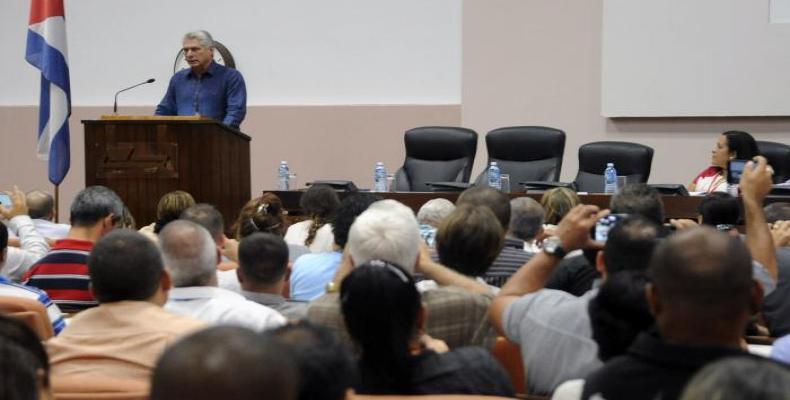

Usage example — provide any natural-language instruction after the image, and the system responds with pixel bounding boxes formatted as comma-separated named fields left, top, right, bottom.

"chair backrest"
left=491, top=336, right=526, bottom=396
left=0, top=296, right=54, bottom=340
left=394, top=127, right=478, bottom=192
left=52, top=376, right=149, bottom=400
left=473, top=126, right=566, bottom=187
left=757, top=140, right=790, bottom=183
left=574, top=141, right=654, bottom=192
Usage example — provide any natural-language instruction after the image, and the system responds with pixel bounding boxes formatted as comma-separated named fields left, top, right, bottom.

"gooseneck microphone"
left=113, top=78, right=156, bottom=114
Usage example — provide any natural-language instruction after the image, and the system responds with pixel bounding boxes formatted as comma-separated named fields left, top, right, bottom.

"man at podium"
left=155, top=30, right=247, bottom=129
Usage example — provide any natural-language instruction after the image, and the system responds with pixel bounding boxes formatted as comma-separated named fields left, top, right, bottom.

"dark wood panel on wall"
left=84, top=117, right=251, bottom=231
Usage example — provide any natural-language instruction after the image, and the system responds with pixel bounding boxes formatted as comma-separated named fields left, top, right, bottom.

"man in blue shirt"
left=155, top=30, right=247, bottom=129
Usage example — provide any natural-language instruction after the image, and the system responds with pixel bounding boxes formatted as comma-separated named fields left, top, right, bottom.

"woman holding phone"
left=689, top=130, right=759, bottom=193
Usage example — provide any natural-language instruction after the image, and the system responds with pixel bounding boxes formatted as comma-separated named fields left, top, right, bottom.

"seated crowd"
left=2, top=157, right=790, bottom=399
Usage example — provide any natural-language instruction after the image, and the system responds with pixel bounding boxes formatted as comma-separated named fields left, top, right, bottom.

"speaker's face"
left=712, top=135, right=731, bottom=169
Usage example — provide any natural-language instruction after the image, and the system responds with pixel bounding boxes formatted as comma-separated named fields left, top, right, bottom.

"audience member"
left=237, top=232, right=307, bottom=320
left=23, top=186, right=124, bottom=312
left=138, top=190, right=195, bottom=242
left=1, top=221, right=65, bottom=335
left=541, top=187, right=580, bottom=226
left=0, top=187, right=49, bottom=281
left=46, top=230, right=204, bottom=384
left=763, top=202, right=790, bottom=335
left=427, top=204, right=503, bottom=291
left=25, top=190, right=70, bottom=239
left=160, top=220, right=286, bottom=331
left=269, top=321, right=357, bottom=400
left=609, top=183, right=665, bottom=226
left=233, top=193, right=309, bottom=261
left=697, top=192, right=740, bottom=231
left=551, top=271, right=655, bottom=398
left=180, top=203, right=240, bottom=272
left=284, top=184, right=339, bottom=253
left=547, top=183, right=666, bottom=297
left=457, top=186, right=533, bottom=287
left=580, top=157, right=776, bottom=400
left=341, top=261, right=514, bottom=396
left=0, top=315, right=52, bottom=400
left=290, top=193, right=379, bottom=301
left=509, top=197, right=545, bottom=253
left=588, top=271, right=653, bottom=362
left=491, top=213, right=659, bottom=394
left=150, top=326, right=298, bottom=400
left=416, top=198, right=455, bottom=248
left=690, top=130, right=759, bottom=193
left=308, top=199, right=495, bottom=349
left=679, top=357, right=790, bottom=400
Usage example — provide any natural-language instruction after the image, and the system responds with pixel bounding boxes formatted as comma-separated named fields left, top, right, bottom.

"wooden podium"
left=82, top=116, right=251, bottom=230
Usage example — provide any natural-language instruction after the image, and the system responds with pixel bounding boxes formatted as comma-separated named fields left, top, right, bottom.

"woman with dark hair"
left=284, top=184, right=340, bottom=253
left=689, top=130, right=760, bottom=193
left=231, top=192, right=308, bottom=262
left=0, top=315, right=52, bottom=400
left=340, top=261, right=514, bottom=396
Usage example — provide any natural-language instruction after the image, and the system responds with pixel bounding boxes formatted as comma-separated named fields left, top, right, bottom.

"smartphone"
left=727, top=159, right=748, bottom=185
left=0, top=193, right=11, bottom=208
left=594, top=214, right=628, bottom=242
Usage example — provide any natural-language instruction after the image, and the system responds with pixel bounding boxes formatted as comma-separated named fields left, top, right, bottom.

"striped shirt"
left=0, top=275, right=66, bottom=335
left=483, top=237, right=534, bottom=288
left=23, top=239, right=96, bottom=313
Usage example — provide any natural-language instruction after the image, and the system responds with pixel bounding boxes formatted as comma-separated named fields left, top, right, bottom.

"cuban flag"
left=25, top=0, right=71, bottom=186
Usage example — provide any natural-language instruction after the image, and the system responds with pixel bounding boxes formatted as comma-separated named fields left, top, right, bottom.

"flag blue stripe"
left=25, top=29, right=71, bottom=104
left=25, top=13, right=71, bottom=186
left=49, top=117, right=70, bottom=185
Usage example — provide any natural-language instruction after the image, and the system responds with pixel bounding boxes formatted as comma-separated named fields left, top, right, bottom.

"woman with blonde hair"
left=540, top=187, right=580, bottom=226
left=139, top=190, right=196, bottom=241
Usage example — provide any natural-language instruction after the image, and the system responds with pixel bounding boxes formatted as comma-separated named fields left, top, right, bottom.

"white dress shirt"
left=1, top=216, right=50, bottom=281
left=165, top=286, right=286, bottom=332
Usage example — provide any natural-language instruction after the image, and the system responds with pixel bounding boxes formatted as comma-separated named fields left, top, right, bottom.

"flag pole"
left=54, top=184, right=59, bottom=223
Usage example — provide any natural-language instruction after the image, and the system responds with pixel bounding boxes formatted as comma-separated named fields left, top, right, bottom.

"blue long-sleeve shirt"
left=155, top=61, right=247, bottom=129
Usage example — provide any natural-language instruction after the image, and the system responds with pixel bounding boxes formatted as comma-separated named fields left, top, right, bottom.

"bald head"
left=649, top=227, right=754, bottom=319
left=151, top=326, right=297, bottom=400
left=25, top=190, right=54, bottom=220
left=159, top=220, right=218, bottom=287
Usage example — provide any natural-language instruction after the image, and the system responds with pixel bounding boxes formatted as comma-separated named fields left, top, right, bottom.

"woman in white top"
left=689, top=131, right=760, bottom=194
left=284, top=184, right=340, bottom=253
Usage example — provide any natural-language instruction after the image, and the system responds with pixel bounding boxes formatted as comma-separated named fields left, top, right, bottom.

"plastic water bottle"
left=604, top=163, right=617, bottom=194
left=487, top=162, right=501, bottom=190
left=374, top=162, right=388, bottom=192
left=278, top=161, right=290, bottom=191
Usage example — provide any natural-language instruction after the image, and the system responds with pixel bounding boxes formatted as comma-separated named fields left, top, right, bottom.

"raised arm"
left=489, top=204, right=606, bottom=335
left=739, top=156, right=778, bottom=281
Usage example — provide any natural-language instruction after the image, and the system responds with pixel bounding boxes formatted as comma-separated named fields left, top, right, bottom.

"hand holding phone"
left=594, top=214, right=628, bottom=242
left=727, top=159, right=748, bottom=185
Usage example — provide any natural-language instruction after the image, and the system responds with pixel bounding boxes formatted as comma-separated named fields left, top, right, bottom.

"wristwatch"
left=542, top=236, right=567, bottom=259
left=325, top=281, right=339, bottom=294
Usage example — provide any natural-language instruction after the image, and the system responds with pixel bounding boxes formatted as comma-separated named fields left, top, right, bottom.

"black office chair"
left=393, top=127, right=478, bottom=192
left=757, top=140, right=790, bottom=184
left=574, top=141, right=654, bottom=193
left=473, top=126, right=566, bottom=189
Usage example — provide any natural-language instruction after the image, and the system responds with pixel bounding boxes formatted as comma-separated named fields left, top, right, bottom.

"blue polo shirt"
left=155, top=61, right=247, bottom=129
left=289, top=251, right=343, bottom=302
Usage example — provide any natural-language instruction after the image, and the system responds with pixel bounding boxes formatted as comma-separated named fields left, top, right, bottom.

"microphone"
left=113, top=78, right=156, bottom=114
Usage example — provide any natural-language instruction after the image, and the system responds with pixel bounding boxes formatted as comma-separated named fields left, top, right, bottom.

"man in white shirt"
left=160, top=220, right=286, bottom=332
left=26, top=190, right=70, bottom=240
left=0, top=187, right=49, bottom=280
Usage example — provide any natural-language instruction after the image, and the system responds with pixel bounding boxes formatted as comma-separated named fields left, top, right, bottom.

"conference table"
left=268, top=190, right=790, bottom=221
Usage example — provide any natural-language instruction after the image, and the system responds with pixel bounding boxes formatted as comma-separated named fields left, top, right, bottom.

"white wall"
left=0, top=0, right=461, bottom=106
left=603, top=0, right=790, bottom=117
